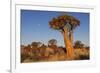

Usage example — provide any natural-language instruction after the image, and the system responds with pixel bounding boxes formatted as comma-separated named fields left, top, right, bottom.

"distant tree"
left=31, top=42, right=43, bottom=48
left=27, top=44, right=31, bottom=49
left=74, top=41, right=84, bottom=49
left=37, top=42, right=43, bottom=48
left=21, top=45, right=25, bottom=49
left=48, top=39, right=57, bottom=46
left=31, top=42, right=38, bottom=47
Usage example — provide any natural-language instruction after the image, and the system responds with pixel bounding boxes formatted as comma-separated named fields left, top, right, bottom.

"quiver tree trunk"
left=69, top=30, right=73, bottom=46
left=61, top=27, right=74, bottom=60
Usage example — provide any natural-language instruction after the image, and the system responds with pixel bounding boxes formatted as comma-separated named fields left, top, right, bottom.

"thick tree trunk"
left=69, top=30, right=73, bottom=46
left=61, top=28, right=74, bottom=60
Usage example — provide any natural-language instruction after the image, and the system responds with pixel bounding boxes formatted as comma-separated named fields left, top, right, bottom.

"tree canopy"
left=49, top=14, right=80, bottom=31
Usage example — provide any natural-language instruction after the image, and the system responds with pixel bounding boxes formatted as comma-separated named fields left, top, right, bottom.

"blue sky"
left=21, top=10, right=89, bottom=47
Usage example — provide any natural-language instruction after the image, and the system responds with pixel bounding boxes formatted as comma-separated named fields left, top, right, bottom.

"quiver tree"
left=49, top=14, right=80, bottom=59
left=48, top=39, right=58, bottom=52
left=74, top=41, right=85, bottom=49
left=48, top=39, right=57, bottom=46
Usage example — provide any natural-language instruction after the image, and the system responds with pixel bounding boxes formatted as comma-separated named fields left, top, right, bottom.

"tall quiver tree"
left=49, top=14, right=80, bottom=59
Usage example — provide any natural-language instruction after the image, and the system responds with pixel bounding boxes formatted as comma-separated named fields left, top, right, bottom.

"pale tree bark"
left=69, top=30, right=73, bottom=46
left=61, top=27, right=74, bottom=60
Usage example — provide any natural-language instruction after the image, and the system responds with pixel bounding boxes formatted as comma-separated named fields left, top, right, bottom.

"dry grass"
left=74, top=48, right=90, bottom=60
left=21, top=45, right=90, bottom=63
